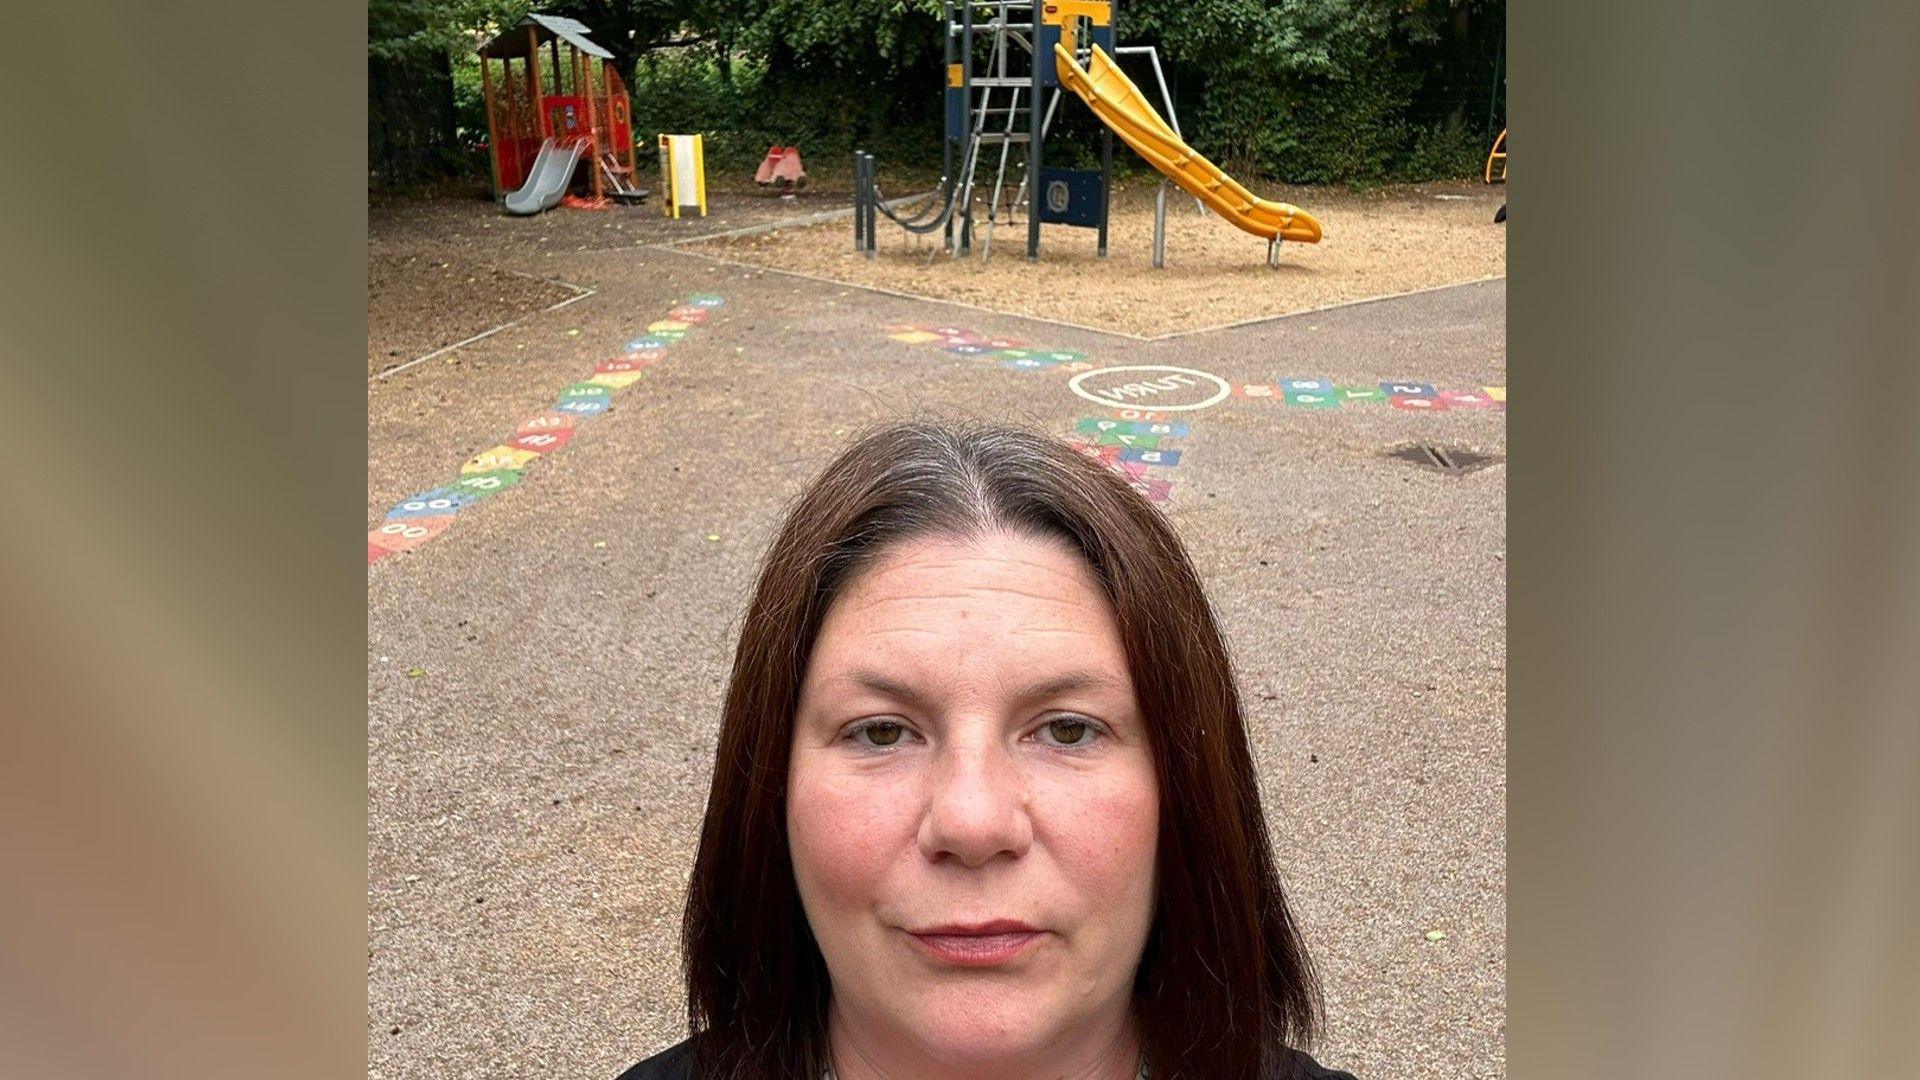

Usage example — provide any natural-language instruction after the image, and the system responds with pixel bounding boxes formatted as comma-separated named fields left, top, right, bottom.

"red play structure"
left=476, top=14, right=642, bottom=205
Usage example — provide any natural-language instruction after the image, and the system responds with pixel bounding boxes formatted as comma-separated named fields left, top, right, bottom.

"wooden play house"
left=476, top=14, right=641, bottom=204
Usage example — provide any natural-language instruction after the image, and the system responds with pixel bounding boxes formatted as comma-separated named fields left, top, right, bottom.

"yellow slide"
left=1055, top=43, right=1322, bottom=244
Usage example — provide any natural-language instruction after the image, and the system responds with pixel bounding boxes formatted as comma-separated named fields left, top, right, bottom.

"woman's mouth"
left=904, top=920, right=1046, bottom=967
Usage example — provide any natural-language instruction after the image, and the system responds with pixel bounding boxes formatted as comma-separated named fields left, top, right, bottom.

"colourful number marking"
left=462, top=445, right=540, bottom=473
left=368, top=514, right=455, bottom=553
left=1120, top=448, right=1181, bottom=466
left=454, top=470, right=523, bottom=498
left=596, top=357, right=653, bottom=374
left=1285, top=391, right=1340, bottom=408
left=517, top=411, right=577, bottom=435
left=1337, top=386, right=1386, bottom=403
left=387, top=487, right=475, bottom=520
left=1381, top=381, right=1437, bottom=398
left=1093, top=432, right=1161, bottom=448
left=1390, top=395, right=1448, bottom=412
left=1127, top=477, right=1174, bottom=503
left=510, top=429, right=574, bottom=453
left=1439, top=390, right=1501, bottom=410
left=588, top=371, right=644, bottom=390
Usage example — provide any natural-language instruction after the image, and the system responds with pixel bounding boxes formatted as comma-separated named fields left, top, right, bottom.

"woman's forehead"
left=828, top=532, right=1108, bottom=626
left=806, top=532, right=1132, bottom=689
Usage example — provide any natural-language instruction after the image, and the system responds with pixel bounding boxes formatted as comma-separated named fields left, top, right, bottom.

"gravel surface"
left=367, top=253, right=577, bottom=376
left=692, top=180, right=1507, bottom=338
left=368, top=214, right=1506, bottom=1080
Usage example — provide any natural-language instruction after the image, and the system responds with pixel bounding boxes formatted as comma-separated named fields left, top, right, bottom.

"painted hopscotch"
left=882, top=324, right=1504, bottom=411
left=1065, top=413, right=1186, bottom=504
left=881, top=324, right=1186, bottom=503
left=884, top=323, right=1099, bottom=374
left=1232, top=378, right=1506, bottom=411
left=369, top=293, right=726, bottom=566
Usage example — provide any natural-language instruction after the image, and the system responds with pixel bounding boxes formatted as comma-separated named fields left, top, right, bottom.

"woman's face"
left=788, top=530, right=1159, bottom=1075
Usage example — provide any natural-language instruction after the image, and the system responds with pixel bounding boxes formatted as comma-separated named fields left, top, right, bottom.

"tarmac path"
left=368, top=233, right=1506, bottom=1080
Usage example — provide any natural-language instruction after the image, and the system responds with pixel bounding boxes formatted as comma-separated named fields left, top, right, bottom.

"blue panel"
left=1037, top=25, right=1062, bottom=88
left=946, top=84, right=966, bottom=142
left=1037, top=168, right=1106, bottom=228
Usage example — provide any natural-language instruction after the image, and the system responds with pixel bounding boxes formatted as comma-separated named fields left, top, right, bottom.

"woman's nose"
left=915, top=737, right=1033, bottom=868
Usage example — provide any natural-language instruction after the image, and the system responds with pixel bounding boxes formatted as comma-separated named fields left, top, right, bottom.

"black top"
left=616, top=1037, right=1358, bottom=1079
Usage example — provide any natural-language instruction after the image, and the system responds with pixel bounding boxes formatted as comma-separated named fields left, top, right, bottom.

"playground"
left=696, top=180, right=1504, bottom=337
left=369, top=5, right=1505, bottom=1080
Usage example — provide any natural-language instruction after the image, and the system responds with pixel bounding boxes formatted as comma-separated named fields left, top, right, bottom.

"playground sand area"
left=691, top=180, right=1506, bottom=338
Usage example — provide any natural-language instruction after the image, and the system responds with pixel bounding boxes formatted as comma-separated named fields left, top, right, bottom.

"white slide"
left=504, top=138, right=584, bottom=215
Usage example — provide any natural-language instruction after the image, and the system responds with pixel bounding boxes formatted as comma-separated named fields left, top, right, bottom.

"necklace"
left=821, top=1051, right=1150, bottom=1079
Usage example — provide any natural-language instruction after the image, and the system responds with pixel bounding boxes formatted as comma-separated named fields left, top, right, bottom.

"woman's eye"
left=1041, top=717, right=1097, bottom=746
left=853, top=720, right=907, bottom=747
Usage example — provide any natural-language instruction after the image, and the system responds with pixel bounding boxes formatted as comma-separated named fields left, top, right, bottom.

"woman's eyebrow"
left=833, top=669, right=1128, bottom=706
left=1012, top=671, right=1130, bottom=701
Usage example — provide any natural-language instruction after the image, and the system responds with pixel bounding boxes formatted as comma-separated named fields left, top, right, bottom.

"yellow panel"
left=694, top=133, right=707, bottom=216
left=1483, top=386, right=1507, bottom=402
left=1042, top=0, right=1112, bottom=26
left=948, top=63, right=964, bottom=88
left=588, top=371, right=643, bottom=389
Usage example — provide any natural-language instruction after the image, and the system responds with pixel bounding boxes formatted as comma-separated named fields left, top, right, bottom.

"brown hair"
left=681, top=420, right=1321, bottom=1079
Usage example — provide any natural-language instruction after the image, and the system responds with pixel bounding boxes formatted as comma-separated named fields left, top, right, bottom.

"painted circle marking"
left=1067, top=365, right=1232, bottom=413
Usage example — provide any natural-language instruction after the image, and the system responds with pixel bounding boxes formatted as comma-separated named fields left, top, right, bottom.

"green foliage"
left=371, top=0, right=1504, bottom=190
left=369, top=0, right=531, bottom=62
left=1124, top=0, right=1504, bottom=183
left=621, top=50, right=942, bottom=179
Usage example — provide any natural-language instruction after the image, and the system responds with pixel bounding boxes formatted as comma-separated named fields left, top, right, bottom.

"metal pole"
left=1098, top=126, right=1112, bottom=257
left=865, top=154, right=879, bottom=258
left=943, top=2, right=956, bottom=251
left=1097, top=0, right=1116, bottom=256
left=1152, top=180, right=1166, bottom=268
left=853, top=151, right=865, bottom=251
left=959, top=1, right=975, bottom=253
left=1025, top=4, right=1042, bottom=261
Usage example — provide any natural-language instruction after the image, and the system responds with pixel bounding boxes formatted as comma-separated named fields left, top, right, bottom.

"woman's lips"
left=904, top=929, right=1045, bottom=966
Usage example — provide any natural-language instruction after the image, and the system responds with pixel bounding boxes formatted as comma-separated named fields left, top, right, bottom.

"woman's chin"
left=886, top=994, right=1060, bottom=1060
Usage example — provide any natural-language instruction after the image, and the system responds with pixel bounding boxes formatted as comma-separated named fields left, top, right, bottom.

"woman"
left=619, top=422, right=1355, bottom=1080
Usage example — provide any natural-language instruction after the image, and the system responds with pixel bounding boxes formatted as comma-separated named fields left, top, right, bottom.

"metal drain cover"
left=1387, top=443, right=1499, bottom=474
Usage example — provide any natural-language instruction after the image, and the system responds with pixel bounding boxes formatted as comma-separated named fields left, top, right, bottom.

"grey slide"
left=504, top=138, right=584, bottom=216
